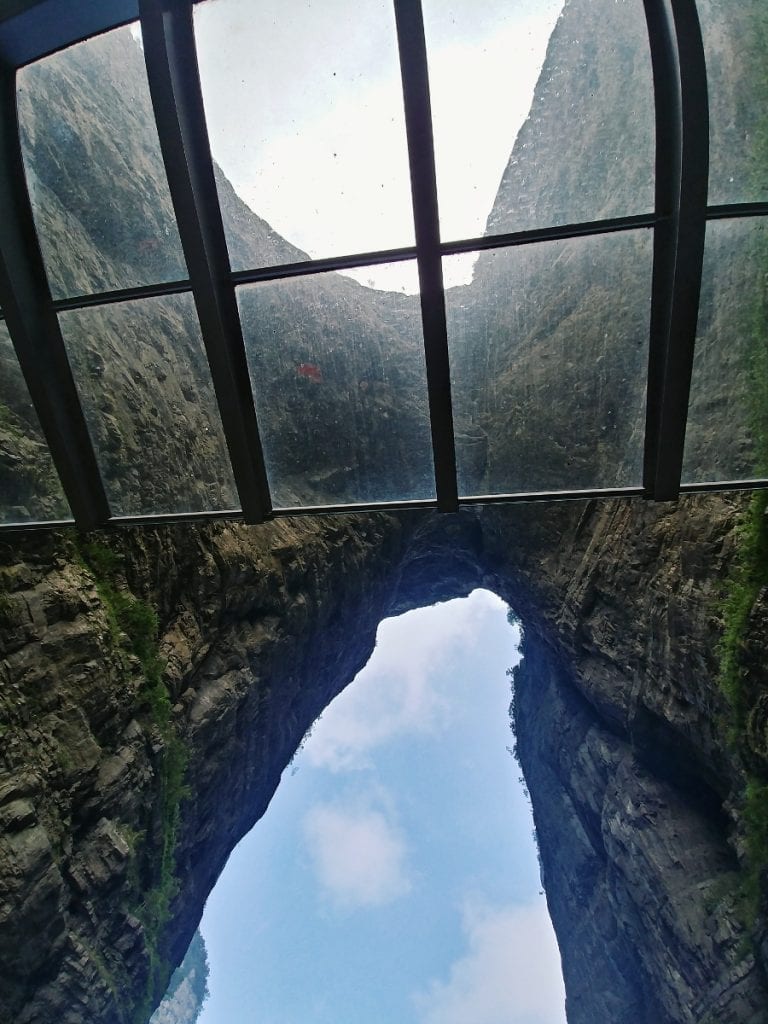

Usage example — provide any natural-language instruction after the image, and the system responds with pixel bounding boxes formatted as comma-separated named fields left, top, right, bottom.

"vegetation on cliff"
left=716, top=277, right=768, bottom=924
left=77, top=538, right=189, bottom=1020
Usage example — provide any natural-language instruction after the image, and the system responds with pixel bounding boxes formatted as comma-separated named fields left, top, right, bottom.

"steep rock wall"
left=497, top=496, right=768, bottom=1024
left=2, top=495, right=768, bottom=1023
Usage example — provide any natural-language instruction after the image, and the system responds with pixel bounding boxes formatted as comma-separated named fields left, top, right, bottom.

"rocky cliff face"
left=2, top=1, right=768, bottom=1022
left=2, top=496, right=767, bottom=1024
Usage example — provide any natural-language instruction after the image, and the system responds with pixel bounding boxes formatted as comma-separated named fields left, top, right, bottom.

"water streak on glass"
left=445, top=231, right=652, bottom=496
left=423, top=0, right=654, bottom=243
left=0, top=320, right=70, bottom=523
left=682, top=218, right=768, bottom=484
left=58, top=294, right=239, bottom=516
left=194, top=0, right=414, bottom=271
left=698, top=0, right=768, bottom=206
left=17, top=24, right=188, bottom=300
left=236, top=264, right=434, bottom=507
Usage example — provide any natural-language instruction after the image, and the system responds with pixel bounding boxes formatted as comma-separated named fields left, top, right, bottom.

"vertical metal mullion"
left=0, top=63, right=109, bottom=529
left=139, top=0, right=272, bottom=523
left=641, top=0, right=708, bottom=500
left=393, top=0, right=458, bottom=512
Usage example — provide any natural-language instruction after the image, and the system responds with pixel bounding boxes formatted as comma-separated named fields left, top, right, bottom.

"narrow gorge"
left=1, top=1, right=767, bottom=1023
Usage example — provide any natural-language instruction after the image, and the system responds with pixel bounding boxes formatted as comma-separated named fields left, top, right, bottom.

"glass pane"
left=195, top=0, right=414, bottom=271
left=0, top=321, right=70, bottom=523
left=17, top=24, right=188, bottom=299
left=236, top=263, right=434, bottom=507
left=699, top=0, right=768, bottom=206
left=682, top=218, right=768, bottom=483
left=424, top=0, right=655, bottom=241
left=58, top=294, right=238, bottom=516
left=445, top=231, right=653, bottom=495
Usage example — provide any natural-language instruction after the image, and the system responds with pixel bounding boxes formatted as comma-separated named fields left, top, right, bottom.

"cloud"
left=303, top=799, right=412, bottom=909
left=414, top=899, right=566, bottom=1024
left=304, top=591, right=510, bottom=772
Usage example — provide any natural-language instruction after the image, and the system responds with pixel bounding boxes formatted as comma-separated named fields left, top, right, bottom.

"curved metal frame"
left=0, top=0, right=763, bottom=531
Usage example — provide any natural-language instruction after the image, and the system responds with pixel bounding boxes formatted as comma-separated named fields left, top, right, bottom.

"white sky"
left=194, top=0, right=563, bottom=291
left=195, top=591, right=566, bottom=1024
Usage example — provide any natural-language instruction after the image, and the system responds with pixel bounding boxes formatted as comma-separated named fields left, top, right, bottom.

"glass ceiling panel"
left=57, top=294, right=238, bottom=517
left=194, top=0, right=414, bottom=271
left=425, top=0, right=654, bottom=241
left=236, top=263, right=434, bottom=507
left=682, top=218, right=768, bottom=484
left=445, top=230, right=652, bottom=496
left=16, top=24, right=188, bottom=300
left=699, top=0, right=768, bottom=206
left=0, top=320, right=70, bottom=524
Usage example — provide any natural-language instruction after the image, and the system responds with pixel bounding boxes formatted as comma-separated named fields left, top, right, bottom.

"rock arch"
left=2, top=492, right=767, bottom=1022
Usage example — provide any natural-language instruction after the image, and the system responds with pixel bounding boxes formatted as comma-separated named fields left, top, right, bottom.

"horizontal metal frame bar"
left=0, top=519, right=77, bottom=534
left=273, top=499, right=438, bottom=517
left=53, top=276, right=192, bottom=312
left=230, top=215, right=661, bottom=288
left=31, top=203, right=768, bottom=315
left=443, top=213, right=660, bottom=255
left=459, top=487, right=646, bottom=505
left=231, top=246, right=419, bottom=287
left=706, top=202, right=768, bottom=221
left=140, top=0, right=272, bottom=524
left=679, top=478, right=768, bottom=494
left=103, top=508, right=245, bottom=526
left=6, top=477, right=768, bottom=534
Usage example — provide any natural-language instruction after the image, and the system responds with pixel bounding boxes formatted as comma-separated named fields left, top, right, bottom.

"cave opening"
left=155, top=589, right=565, bottom=1024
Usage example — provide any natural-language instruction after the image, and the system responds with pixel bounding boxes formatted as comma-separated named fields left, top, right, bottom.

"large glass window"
left=1, top=0, right=766, bottom=528
left=237, top=264, right=434, bottom=507
left=683, top=218, right=768, bottom=484
left=58, top=295, right=238, bottom=516
left=699, top=0, right=768, bottom=206
left=195, top=0, right=414, bottom=271
left=424, top=0, right=654, bottom=242
left=17, top=24, right=188, bottom=299
left=445, top=230, right=653, bottom=496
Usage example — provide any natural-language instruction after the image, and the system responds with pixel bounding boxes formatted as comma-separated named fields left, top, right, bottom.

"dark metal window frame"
left=0, top=0, right=765, bottom=533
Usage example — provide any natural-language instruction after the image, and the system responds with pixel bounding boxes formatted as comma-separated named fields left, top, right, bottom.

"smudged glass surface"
left=236, top=264, right=434, bottom=507
left=424, top=0, right=654, bottom=240
left=58, top=294, right=238, bottom=516
left=682, top=218, right=768, bottom=484
left=698, top=0, right=768, bottom=206
left=0, top=320, right=70, bottom=523
left=17, top=24, right=188, bottom=299
left=445, top=231, right=652, bottom=496
left=195, top=0, right=414, bottom=270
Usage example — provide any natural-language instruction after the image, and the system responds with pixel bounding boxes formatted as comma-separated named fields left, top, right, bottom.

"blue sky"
left=197, top=590, right=566, bottom=1024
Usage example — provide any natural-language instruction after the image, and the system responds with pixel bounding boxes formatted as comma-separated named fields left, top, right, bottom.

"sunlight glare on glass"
left=194, top=0, right=562, bottom=292
left=195, top=0, right=413, bottom=270
left=423, top=0, right=563, bottom=243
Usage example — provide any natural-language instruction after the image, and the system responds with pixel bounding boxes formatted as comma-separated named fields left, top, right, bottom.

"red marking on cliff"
left=297, top=363, right=323, bottom=382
